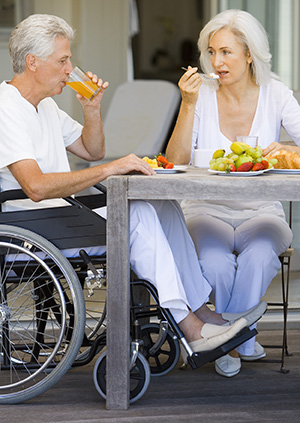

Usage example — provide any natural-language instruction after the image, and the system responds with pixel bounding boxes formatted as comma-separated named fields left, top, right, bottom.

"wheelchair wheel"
left=140, top=323, right=180, bottom=376
left=0, top=225, right=85, bottom=404
left=93, top=350, right=151, bottom=404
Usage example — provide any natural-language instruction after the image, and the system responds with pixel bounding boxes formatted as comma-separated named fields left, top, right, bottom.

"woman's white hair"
left=9, top=14, right=75, bottom=74
left=198, top=9, right=274, bottom=85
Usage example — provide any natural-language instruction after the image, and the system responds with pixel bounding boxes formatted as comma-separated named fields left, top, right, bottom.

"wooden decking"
left=1, top=329, right=299, bottom=423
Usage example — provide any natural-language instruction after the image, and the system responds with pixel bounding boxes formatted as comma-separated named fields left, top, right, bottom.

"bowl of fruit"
left=208, top=141, right=277, bottom=175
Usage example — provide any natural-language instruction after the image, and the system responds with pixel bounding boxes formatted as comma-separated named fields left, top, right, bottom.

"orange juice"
left=66, top=80, right=101, bottom=100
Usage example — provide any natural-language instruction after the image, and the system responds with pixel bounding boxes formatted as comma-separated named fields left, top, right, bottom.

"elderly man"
left=0, top=14, right=266, bottom=358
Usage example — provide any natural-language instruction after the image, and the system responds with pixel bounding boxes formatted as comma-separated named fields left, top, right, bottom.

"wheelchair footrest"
left=187, top=327, right=257, bottom=369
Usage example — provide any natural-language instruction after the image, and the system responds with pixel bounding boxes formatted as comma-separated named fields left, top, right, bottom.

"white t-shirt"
left=182, top=79, right=300, bottom=224
left=0, top=81, right=83, bottom=211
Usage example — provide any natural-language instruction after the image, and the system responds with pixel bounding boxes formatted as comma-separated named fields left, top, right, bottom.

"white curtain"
left=128, top=0, right=139, bottom=80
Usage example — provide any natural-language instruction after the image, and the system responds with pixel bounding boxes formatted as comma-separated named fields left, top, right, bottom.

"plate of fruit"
left=208, top=141, right=277, bottom=176
left=142, top=155, right=186, bottom=173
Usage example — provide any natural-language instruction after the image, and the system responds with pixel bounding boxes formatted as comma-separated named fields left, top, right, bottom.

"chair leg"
left=263, top=255, right=292, bottom=373
left=280, top=255, right=293, bottom=373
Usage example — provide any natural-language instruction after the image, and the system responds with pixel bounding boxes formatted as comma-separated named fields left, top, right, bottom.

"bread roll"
left=265, top=150, right=300, bottom=169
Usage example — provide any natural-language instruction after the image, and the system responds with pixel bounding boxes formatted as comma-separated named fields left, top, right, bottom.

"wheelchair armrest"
left=0, top=189, right=28, bottom=204
left=74, top=183, right=107, bottom=209
left=73, top=193, right=106, bottom=209
left=0, top=185, right=107, bottom=210
left=94, top=183, right=107, bottom=195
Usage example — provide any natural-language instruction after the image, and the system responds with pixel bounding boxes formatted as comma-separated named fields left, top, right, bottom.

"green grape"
left=246, top=147, right=257, bottom=158
left=269, top=158, right=278, bottom=165
left=218, top=162, right=226, bottom=171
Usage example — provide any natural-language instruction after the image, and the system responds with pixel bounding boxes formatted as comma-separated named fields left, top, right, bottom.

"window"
left=218, top=0, right=299, bottom=89
left=0, top=0, right=33, bottom=43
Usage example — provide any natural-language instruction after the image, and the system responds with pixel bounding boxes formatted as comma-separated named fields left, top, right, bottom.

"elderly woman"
left=166, top=9, right=297, bottom=377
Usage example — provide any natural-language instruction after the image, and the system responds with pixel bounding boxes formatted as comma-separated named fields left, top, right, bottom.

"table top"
left=108, top=166, right=300, bottom=202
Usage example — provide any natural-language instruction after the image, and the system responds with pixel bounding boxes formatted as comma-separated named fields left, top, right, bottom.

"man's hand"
left=107, top=154, right=156, bottom=176
left=76, top=71, right=109, bottom=108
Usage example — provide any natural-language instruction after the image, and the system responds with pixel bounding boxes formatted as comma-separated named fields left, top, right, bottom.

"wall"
left=0, top=0, right=130, bottom=122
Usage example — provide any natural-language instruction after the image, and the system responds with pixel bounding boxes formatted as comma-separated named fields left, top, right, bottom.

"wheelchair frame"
left=0, top=186, right=256, bottom=404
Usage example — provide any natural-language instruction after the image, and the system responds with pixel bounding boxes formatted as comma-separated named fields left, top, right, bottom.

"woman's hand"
left=263, top=141, right=300, bottom=156
left=179, top=66, right=202, bottom=106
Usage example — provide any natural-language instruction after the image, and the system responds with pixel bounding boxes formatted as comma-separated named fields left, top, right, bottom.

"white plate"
left=268, top=168, right=300, bottom=174
left=155, top=165, right=187, bottom=174
left=207, top=168, right=272, bottom=177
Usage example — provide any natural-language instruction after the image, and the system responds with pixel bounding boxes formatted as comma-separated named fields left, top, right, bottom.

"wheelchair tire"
left=0, top=225, right=85, bottom=404
left=93, top=350, right=151, bottom=404
left=140, top=323, right=180, bottom=376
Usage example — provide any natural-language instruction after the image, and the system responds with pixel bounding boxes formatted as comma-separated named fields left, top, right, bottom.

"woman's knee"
left=235, top=215, right=292, bottom=256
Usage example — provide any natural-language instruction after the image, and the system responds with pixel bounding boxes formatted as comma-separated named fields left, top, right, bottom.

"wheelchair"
left=0, top=186, right=256, bottom=404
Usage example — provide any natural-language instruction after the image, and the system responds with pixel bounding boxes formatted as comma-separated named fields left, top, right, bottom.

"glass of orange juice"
left=66, top=66, right=101, bottom=100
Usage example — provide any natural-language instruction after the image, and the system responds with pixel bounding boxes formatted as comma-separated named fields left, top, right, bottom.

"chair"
left=262, top=201, right=294, bottom=373
left=92, top=79, right=181, bottom=164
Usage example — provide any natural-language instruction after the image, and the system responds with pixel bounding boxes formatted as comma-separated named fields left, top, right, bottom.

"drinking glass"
left=236, top=136, right=258, bottom=148
left=66, top=66, right=101, bottom=100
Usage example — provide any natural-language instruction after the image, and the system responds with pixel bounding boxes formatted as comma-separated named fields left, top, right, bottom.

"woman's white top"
left=181, top=78, right=300, bottom=224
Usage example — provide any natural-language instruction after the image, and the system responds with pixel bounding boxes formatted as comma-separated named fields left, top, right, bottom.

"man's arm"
left=8, top=155, right=155, bottom=202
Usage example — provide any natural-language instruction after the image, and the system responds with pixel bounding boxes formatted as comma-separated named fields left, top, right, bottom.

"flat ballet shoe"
left=188, top=317, right=247, bottom=353
left=222, top=301, right=267, bottom=327
left=215, top=354, right=241, bottom=377
left=240, top=342, right=266, bottom=361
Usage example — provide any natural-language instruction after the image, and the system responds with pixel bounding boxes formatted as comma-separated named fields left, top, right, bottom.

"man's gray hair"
left=9, top=14, right=75, bottom=74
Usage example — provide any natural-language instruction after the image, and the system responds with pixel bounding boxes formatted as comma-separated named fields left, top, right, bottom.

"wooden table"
left=106, top=167, right=300, bottom=409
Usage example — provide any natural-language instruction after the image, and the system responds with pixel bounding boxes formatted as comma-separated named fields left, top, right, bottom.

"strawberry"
left=252, top=162, right=265, bottom=171
left=156, top=154, right=168, bottom=167
left=261, top=159, right=269, bottom=169
left=237, top=162, right=253, bottom=172
left=165, top=162, right=174, bottom=169
left=228, top=163, right=237, bottom=172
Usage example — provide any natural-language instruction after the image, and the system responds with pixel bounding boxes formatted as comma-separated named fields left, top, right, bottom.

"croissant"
left=265, top=150, right=300, bottom=169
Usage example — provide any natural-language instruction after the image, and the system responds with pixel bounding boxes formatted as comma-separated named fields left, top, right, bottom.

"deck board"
left=1, top=329, right=299, bottom=423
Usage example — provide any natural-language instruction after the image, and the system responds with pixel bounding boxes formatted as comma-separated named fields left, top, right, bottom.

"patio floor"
left=1, top=327, right=299, bottom=423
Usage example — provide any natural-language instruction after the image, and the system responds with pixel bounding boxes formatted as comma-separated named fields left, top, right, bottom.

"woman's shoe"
left=240, top=342, right=266, bottom=361
left=222, top=301, right=267, bottom=327
left=215, top=354, right=241, bottom=377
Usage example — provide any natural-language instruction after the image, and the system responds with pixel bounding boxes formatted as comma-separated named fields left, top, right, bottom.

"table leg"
left=106, top=177, right=130, bottom=409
